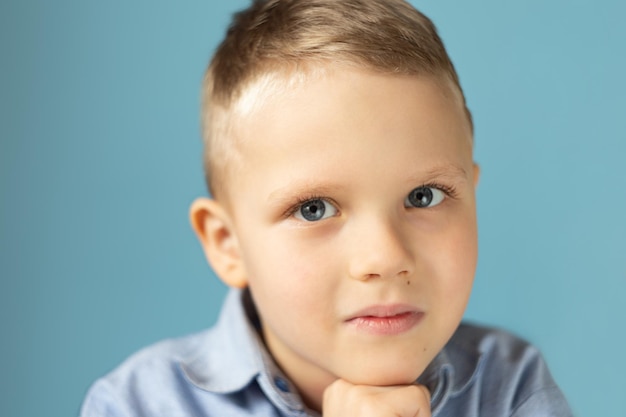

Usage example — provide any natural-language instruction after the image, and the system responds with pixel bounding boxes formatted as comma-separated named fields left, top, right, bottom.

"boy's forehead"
left=230, top=66, right=472, bottom=164
left=230, top=64, right=330, bottom=123
left=229, top=64, right=467, bottom=135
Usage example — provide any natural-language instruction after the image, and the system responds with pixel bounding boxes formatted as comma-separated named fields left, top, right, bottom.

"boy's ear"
left=473, top=163, right=480, bottom=188
left=189, top=198, right=248, bottom=289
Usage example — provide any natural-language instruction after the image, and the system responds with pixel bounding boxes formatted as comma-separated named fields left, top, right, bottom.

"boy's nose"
left=347, top=217, right=414, bottom=281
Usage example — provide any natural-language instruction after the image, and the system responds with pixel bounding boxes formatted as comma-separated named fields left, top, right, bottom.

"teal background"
left=1, top=1, right=624, bottom=416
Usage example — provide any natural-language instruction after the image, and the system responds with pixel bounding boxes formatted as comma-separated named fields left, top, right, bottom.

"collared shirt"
left=81, top=289, right=573, bottom=416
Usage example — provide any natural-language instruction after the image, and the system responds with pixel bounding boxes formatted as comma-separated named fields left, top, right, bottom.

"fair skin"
left=191, top=66, right=479, bottom=416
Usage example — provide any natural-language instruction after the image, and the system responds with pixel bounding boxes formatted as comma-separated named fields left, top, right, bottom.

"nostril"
left=362, top=273, right=381, bottom=281
left=355, top=270, right=412, bottom=281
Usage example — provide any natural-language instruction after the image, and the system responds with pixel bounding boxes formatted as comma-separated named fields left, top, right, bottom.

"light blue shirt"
left=81, top=289, right=572, bottom=416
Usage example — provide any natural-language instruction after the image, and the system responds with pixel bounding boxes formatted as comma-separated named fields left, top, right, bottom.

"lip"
left=344, top=304, right=425, bottom=336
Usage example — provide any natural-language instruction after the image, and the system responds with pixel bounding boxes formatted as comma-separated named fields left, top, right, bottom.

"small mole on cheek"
left=407, top=280, right=410, bottom=285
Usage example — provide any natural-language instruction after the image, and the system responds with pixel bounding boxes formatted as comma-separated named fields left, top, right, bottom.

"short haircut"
left=202, top=0, right=472, bottom=198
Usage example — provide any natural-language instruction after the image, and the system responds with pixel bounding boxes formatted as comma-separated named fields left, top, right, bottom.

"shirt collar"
left=179, top=289, right=260, bottom=393
left=178, top=289, right=308, bottom=412
left=419, top=324, right=486, bottom=412
left=179, top=288, right=483, bottom=412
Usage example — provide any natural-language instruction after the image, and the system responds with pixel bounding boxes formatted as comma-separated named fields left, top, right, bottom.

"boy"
left=81, top=0, right=572, bottom=416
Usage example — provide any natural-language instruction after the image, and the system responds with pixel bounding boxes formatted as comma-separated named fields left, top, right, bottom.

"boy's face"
left=197, top=67, right=478, bottom=407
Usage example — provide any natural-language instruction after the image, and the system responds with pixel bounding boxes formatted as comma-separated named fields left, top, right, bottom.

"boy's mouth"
left=345, top=305, right=425, bottom=336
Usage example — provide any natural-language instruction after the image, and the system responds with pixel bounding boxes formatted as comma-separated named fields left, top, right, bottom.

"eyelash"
left=422, top=182, right=459, bottom=200
left=283, top=182, right=459, bottom=218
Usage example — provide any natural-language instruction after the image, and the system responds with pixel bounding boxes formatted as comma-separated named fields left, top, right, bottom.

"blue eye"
left=294, top=199, right=337, bottom=222
left=405, top=186, right=445, bottom=208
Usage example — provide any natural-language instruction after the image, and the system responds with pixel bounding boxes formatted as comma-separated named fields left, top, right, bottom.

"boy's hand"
left=322, top=379, right=431, bottom=417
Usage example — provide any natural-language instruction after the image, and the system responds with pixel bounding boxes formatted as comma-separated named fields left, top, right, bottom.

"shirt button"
left=274, top=376, right=290, bottom=393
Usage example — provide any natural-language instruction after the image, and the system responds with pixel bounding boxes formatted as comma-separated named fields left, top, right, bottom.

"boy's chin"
left=337, top=360, right=427, bottom=387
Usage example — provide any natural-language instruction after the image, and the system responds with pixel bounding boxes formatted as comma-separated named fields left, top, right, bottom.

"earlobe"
left=473, top=163, right=480, bottom=188
left=189, top=198, right=248, bottom=288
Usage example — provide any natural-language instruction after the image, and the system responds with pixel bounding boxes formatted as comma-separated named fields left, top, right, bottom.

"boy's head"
left=191, top=0, right=479, bottom=411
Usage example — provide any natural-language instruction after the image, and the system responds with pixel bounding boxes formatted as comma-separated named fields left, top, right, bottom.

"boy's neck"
left=244, top=290, right=331, bottom=412
left=262, top=325, right=334, bottom=412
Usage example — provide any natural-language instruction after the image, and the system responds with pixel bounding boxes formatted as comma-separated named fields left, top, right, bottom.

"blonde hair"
left=202, top=0, right=472, bottom=198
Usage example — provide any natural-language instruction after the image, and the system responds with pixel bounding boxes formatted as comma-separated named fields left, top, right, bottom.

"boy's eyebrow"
left=267, top=182, right=346, bottom=205
left=267, top=164, right=470, bottom=204
left=414, top=164, right=470, bottom=184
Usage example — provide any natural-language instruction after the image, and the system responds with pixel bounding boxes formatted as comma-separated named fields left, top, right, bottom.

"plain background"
left=1, top=1, right=624, bottom=416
